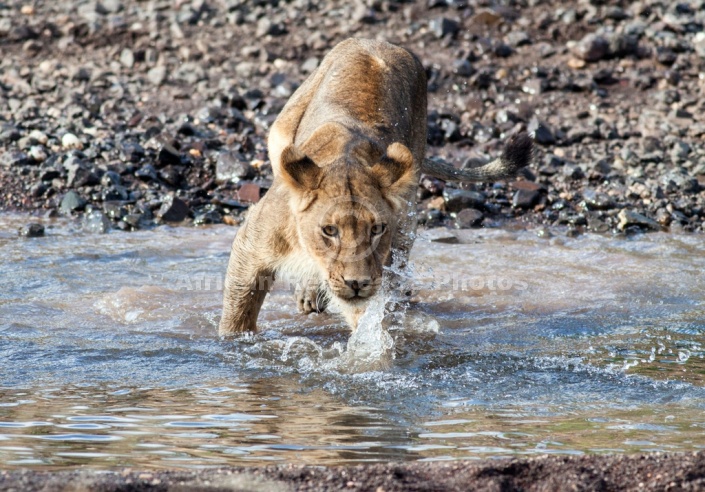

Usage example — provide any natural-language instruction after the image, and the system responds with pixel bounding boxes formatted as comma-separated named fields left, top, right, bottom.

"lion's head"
left=278, top=123, right=416, bottom=304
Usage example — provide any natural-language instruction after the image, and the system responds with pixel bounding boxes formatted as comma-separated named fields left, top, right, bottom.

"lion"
left=218, top=38, right=532, bottom=335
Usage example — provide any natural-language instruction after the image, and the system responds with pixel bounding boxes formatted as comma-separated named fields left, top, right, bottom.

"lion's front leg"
left=219, top=227, right=275, bottom=336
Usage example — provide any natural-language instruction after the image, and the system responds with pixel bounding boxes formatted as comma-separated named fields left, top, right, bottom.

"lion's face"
left=279, top=138, right=416, bottom=305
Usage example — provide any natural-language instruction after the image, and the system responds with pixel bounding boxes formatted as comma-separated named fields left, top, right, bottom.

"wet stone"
left=84, top=210, right=111, bottom=234
left=617, top=209, right=662, bottom=231
left=136, top=164, right=158, bottom=182
left=582, top=189, right=615, bottom=210
left=194, top=209, right=223, bottom=225
left=455, top=208, right=484, bottom=228
left=18, top=223, right=45, bottom=238
left=215, top=151, right=254, bottom=183
left=512, top=189, right=541, bottom=209
left=157, top=195, right=190, bottom=222
left=443, top=188, right=486, bottom=213
left=60, top=191, right=86, bottom=215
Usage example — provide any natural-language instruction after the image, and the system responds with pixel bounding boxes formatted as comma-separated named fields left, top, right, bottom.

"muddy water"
left=1, top=214, right=704, bottom=468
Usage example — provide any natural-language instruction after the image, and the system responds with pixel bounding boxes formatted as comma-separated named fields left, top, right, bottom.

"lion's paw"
left=295, top=285, right=328, bottom=314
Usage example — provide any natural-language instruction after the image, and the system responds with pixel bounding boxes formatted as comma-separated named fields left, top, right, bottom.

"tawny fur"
left=219, top=38, right=532, bottom=335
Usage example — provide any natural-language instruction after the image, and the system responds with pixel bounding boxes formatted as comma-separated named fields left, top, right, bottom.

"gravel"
left=2, top=452, right=705, bottom=491
left=0, top=0, right=703, bottom=236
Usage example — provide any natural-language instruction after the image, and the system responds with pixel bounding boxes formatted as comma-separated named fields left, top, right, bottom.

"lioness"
left=219, top=38, right=532, bottom=335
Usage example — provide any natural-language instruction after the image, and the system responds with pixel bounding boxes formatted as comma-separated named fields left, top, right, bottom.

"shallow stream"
left=1, top=214, right=704, bottom=468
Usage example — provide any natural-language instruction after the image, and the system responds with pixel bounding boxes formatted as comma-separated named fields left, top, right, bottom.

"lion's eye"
left=322, top=225, right=339, bottom=237
left=371, top=224, right=386, bottom=235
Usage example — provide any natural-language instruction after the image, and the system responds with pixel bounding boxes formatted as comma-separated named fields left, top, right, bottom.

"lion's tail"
left=421, top=132, right=534, bottom=182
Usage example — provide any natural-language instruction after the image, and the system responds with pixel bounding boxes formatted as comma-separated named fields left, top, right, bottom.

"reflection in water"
left=0, top=214, right=704, bottom=468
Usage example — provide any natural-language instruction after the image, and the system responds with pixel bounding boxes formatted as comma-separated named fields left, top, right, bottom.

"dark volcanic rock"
left=215, top=151, right=254, bottom=183
left=443, top=189, right=486, bottom=213
left=18, top=223, right=45, bottom=237
left=512, top=189, right=541, bottom=209
left=157, top=195, right=190, bottom=222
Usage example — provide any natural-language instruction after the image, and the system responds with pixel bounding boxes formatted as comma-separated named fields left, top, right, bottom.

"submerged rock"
left=18, top=223, right=45, bottom=237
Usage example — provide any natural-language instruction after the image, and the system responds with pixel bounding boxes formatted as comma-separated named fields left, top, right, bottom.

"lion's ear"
left=370, top=142, right=416, bottom=203
left=280, top=144, right=322, bottom=191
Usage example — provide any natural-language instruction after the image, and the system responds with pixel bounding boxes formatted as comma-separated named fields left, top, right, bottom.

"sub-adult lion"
left=219, top=38, right=532, bottom=335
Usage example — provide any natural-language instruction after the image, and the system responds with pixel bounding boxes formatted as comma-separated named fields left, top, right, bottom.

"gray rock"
left=528, top=117, right=556, bottom=145
left=136, top=164, right=158, bottom=182
left=256, top=17, right=286, bottom=37
left=429, top=17, right=460, bottom=39
left=452, top=59, right=475, bottom=77
left=215, top=151, right=254, bottom=183
left=572, top=34, right=610, bottom=62
left=28, top=145, right=48, bottom=162
left=660, top=169, right=699, bottom=194
left=158, top=195, right=190, bottom=222
left=101, top=171, right=121, bottom=187
left=18, top=223, right=45, bottom=238
left=301, top=57, right=319, bottom=74
left=120, top=48, right=134, bottom=68
left=617, top=210, right=662, bottom=231
left=443, top=188, right=486, bottom=213
left=1, top=151, right=30, bottom=167
left=582, top=189, right=615, bottom=210
left=455, top=208, right=484, bottom=228
left=60, top=191, right=86, bottom=215
left=84, top=210, right=111, bottom=234
left=147, top=66, right=167, bottom=86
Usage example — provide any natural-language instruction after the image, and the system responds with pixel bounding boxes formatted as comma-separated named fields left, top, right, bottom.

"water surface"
left=1, top=214, right=704, bottom=468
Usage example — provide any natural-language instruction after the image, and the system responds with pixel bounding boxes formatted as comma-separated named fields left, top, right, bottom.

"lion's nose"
left=344, top=278, right=371, bottom=294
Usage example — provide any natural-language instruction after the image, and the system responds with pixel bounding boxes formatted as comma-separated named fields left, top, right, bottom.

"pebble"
left=512, top=189, right=541, bottom=209
left=617, top=209, right=663, bottom=231
left=84, top=210, right=111, bottom=234
left=60, top=191, right=86, bottom=215
left=215, top=151, right=254, bottom=183
left=571, top=34, right=610, bottom=62
left=18, top=223, right=45, bottom=237
left=455, top=208, right=484, bottom=228
left=443, top=189, right=486, bottom=213
left=157, top=195, right=190, bottom=222
left=61, top=133, right=83, bottom=150
left=429, top=17, right=460, bottom=39
left=147, top=66, right=167, bottom=85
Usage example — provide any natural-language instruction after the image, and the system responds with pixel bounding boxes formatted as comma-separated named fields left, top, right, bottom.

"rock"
left=121, top=142, right=145, bottom=162
left=101, top=171, right=121, bottom=187
left=147, top=65, right=167, bottom=85
left=61, top=133, right=83, bottom=150
left=28, top=129, right=48, bottom=145
left=301, top=57, right=319, bottom=74
left=157, top=195, right=190, bottom=222
left=101, top=185, right=129, bottom=201
left=617, top=210, right=662, bottom=231
left=194, top=209, right=223, bottom=225
left=512, top=189, right=541, bottom=209
left=256, top=17, right=286, bottom=37
left=60, top=191, right=86, bottom=215
left=505, top=31, right=531, bottom=47
left=18, top=223, right=45, bottom=237
left=452, top=59, right=475, bottom=77
left=215, top=151, right=254, bottom=183
left=237, top=183, right=261, bottom=203
left=64, top=157, right=99, bottom=188
left=429, top=17, right=460, bottom=39
left=120, top=48, right=134, bottom=68
left=28, top=145, right=48, bottom=162
left=154, top=140, right=181, bottom=167
left=135, top=164, right=158, bottom=182
left=582, top=189, right=615, bottom=210
left=443, top=188, right=486, bottom=213
left=1, top=151, right=31, bottom=167
left=693, top=32, right=705, bottom=57
left=158, top=166, right=184, bottom=187
left=528, top=117, right=556, bottom=145
left=571, top=34, right=610, bottom=62
left=455, top=208, right=484, bottom=228
left=660, top=169, right=699, bottom=194
left=84, top=210, right=111, bottom=234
